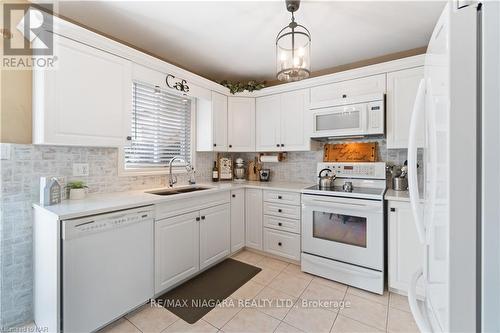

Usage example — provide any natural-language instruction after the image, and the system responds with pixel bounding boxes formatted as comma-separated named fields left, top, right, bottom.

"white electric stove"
left=301, top=162, right=387, bottom=294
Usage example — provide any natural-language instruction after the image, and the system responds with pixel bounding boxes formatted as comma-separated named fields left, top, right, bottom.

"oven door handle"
left=303, top=201, right=381, bottom=212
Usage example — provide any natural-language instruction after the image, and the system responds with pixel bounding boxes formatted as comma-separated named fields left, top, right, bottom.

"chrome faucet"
left=168, top=156, right=185, bottom=187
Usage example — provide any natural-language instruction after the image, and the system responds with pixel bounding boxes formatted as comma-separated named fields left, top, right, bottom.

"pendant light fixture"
left=276, top=0, right=311, bottom=82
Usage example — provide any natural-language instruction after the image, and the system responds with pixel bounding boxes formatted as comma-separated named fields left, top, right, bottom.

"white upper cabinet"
left=256, top=95, right=281, bottom=151
left=227, top=97, right=256, bottom=152
left=212, top=92, right=229, bottom=151
left=310, top=74, right=386, bottom=104
left=196, top=91, right=228, bottom=152
left=256, top=89, right=310, bottom=152
left=386, top=67, right=425, bottom=149
left=33, top=35, right=132, bottom=147
left=280, top=89, right=310, bottom=151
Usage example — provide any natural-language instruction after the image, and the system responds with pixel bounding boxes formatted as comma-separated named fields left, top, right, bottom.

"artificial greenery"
left=219, top=80, right=266, bottom=94
left=66, top=180, right=88, bottom=189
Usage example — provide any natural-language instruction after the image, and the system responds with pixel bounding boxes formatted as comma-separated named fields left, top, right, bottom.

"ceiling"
left=51, top=1, right=445, bottom=83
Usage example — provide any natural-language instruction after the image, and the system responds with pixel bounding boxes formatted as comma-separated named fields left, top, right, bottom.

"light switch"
left=73, top=163, right=89, bottom=176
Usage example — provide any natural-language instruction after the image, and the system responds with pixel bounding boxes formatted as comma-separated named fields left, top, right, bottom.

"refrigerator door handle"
left=409, top=268, right=432, bottom=332
left=408, top=78, right=426, bottom=244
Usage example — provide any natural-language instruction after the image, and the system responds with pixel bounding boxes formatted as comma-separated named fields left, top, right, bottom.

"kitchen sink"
left=146, top=186, right=213, bottom=196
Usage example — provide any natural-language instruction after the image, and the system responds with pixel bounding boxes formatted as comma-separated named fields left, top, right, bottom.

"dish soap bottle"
left=212, top=161, right=219, bottom=182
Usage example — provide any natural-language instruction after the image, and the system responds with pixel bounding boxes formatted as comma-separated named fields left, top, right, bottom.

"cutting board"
left=247, top=158, right=261, bottom=181
left=324, top=142, right=377, bottom=162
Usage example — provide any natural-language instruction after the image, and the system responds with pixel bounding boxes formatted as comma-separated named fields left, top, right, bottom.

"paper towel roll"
left=260, top=155, right=280, bottom=163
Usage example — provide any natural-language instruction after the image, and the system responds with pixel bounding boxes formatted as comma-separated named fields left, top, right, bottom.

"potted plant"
left=66, top=180, right=88, bottom=200
left=219, top=80, right=266, bottom=94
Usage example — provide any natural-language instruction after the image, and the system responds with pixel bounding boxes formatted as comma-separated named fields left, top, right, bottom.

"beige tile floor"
left=23, top=250, right=420, bottom=333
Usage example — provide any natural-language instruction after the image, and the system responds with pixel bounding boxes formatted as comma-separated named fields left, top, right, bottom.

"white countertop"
left=34, top=181, right=314, bottom=220
left=385, top=189, right=424, bottom=202
left=384, top=189, right=411, bottom=202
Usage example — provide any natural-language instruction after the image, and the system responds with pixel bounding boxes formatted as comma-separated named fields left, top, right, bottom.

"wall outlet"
left=73, top=163, right=89, bottom=176
left=0, top=144, right=11, bottom=160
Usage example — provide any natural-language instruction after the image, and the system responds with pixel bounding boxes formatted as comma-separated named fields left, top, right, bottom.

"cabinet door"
left=35, top=35, right=132, bottom=147
left=386, top=67, right=425, bottom=149
left=155, top=212, right=200, bottom=294
left=245, top=189, right=263, bottom=250
left=256, top=95, right=281, bottom=151
left=310, top=74, right=386, bottom=104
left=280, top=89, right=311, bottom=151
left=228, top=97, right=256, bottom=152
left=212, top=91, right=228, bottom=151
left=230, top=189, right=246, bottom=253
left=388, top=201, right=425, bottom=297
left=200, top=204, right=231, bottom=269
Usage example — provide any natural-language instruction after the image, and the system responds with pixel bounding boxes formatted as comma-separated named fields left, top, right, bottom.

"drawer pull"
left=278, top=222, right=282, bottom=226
left=232, top=194, right=236, bottom=198
left=201, top=216, right=206, bottom=220
left=278, top=195, right=282, bottom=199
left=196, top=217, right=200, bottom=221
left=278, top=209, right=282, bottom=213
left=278, top=242, right=282, bottom=246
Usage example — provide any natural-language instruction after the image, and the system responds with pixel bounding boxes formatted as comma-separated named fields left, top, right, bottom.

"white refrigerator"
left=407, top=1, right=500, bottom=332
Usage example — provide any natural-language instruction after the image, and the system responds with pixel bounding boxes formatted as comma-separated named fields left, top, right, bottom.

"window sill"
left=118, top=168, right=188, bottom=177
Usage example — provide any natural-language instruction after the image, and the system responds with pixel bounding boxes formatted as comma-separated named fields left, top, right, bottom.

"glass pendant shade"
left=276, top=16, right=311, bottom=82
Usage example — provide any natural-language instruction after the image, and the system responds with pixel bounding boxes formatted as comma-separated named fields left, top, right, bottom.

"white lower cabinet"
left=245, top=188, right=263, bottom=250
left=230, top=189, right=245, bottom=253
left=388, top=200, right=425, bottom=297
left=263, top=228, right=300, bottom=261
left=200, top=204, right=231, bottom=269
left=155, top=201, right=230, bottom=294
left=155, top=211, right=200, bottom=294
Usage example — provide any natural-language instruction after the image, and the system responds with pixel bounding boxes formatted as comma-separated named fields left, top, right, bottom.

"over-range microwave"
left=309, top=93, right=385, bottom=139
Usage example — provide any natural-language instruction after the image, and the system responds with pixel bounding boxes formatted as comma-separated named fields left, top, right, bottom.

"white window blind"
left=125, top=82, right=192, bottom=170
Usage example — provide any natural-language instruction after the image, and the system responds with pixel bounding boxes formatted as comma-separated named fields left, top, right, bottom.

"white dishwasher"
left=62, top=206, right=154, bottom=333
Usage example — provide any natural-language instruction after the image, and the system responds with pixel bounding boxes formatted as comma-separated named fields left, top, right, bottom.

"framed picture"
left=218, top=157, right=233, bottom=180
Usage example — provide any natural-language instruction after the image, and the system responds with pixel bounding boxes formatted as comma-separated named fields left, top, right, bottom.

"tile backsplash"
left=0, top=140, right=422, bottom=328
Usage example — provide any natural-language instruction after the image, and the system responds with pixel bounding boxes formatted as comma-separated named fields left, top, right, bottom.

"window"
left=124, top=82, right=193, bottom=171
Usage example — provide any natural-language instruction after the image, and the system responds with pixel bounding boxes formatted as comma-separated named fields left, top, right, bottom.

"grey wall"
left=0, top=140, right=421, bottom=328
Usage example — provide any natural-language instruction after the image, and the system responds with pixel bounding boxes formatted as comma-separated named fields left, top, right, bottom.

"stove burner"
left=342, top=182, right=353, bottom=192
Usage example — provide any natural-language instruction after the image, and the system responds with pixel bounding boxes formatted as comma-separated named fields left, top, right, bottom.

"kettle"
left=318, top=168, right=335, bottom=189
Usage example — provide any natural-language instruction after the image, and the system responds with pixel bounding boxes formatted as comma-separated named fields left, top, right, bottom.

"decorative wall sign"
left=324, top=142, right=377, bottom=162
left=166, top=74, right=190, bottom=93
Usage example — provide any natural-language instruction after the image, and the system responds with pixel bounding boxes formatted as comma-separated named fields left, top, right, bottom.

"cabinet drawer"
left=263, top=228, right=300, bottom=261
left=263, top=190, right=300, bottom=206
left=263, top=202, right=300, bottom=220
left=310, top=74, right=386, bottom=104
left=263, top=215, right=300, bottom=234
